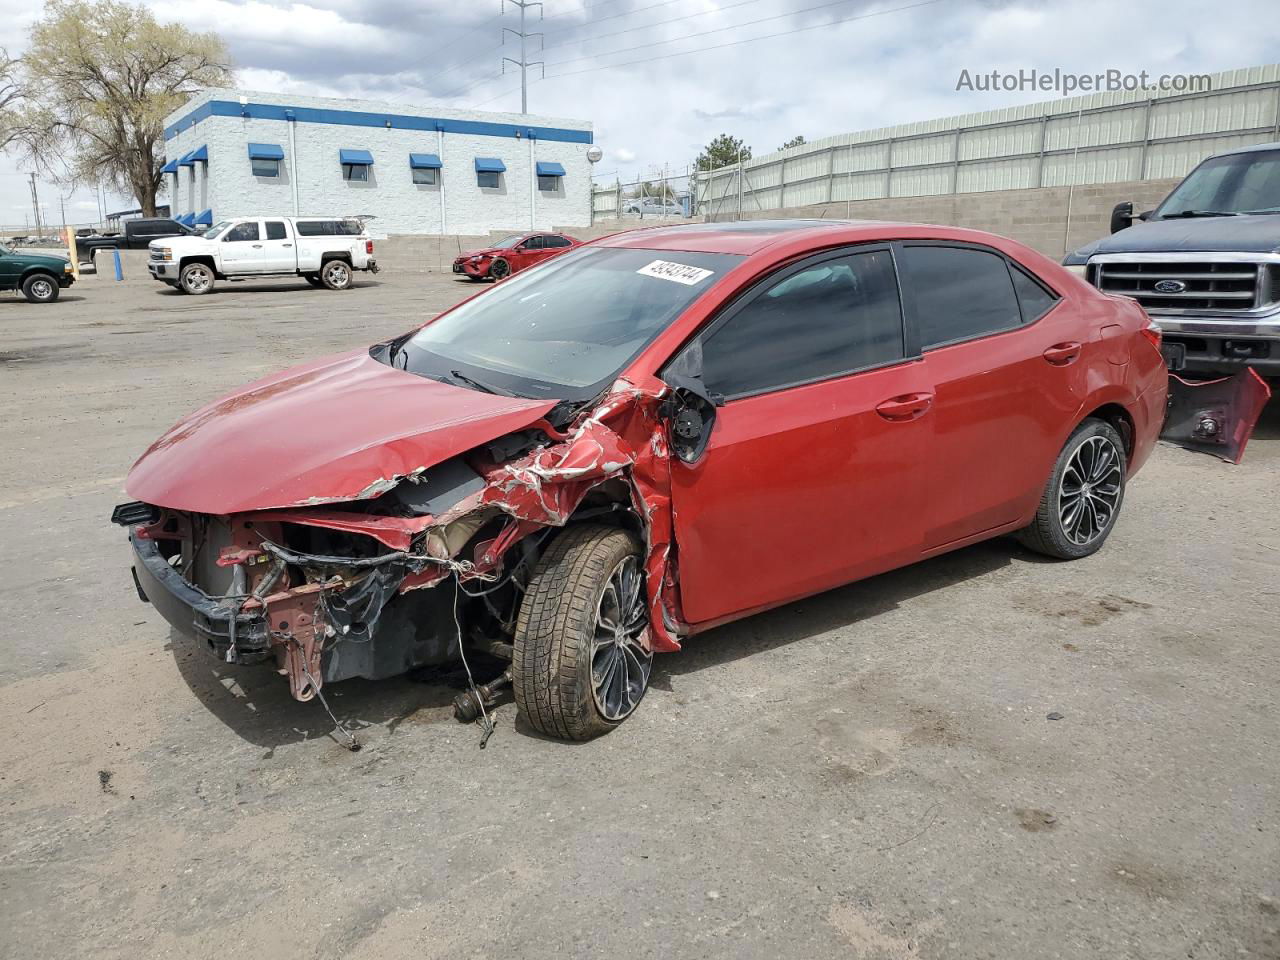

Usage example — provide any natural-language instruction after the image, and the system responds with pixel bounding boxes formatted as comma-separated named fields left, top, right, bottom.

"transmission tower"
left=502, top=0, right=544, bottom=114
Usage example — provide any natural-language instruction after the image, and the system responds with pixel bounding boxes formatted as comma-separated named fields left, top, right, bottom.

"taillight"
left=365, top=239, right=374, bottom=255
left=1141, top=320, right=1162, bottom=352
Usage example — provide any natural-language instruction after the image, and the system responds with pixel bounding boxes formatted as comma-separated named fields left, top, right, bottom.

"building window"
left=537, top=175, right=560, bottom=192
left=252, top=158, right=280, bottom=178
left=412, top=167, right=438, bottom=185
left=535, top=162, right=565, bottom=192
left=343, top=163, right=370, bottom=182
left=477, top=170, right=500, bottom=189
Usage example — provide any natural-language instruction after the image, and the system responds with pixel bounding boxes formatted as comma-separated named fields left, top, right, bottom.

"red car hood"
left=126, top=349, right=557, bottom=514
left=458, top=246, right=503, bottom=259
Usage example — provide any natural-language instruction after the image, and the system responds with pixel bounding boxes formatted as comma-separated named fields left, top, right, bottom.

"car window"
left=900, top=245, right=1022, bottom=348
left=1010, top=265, right=1059, bottom=322
left=224, top=222, right=260, bottom=242
left=701, top=249, right=905, bottom=398
left=265, top=221, right=287, bottom=240
left=545, top=235, right=570, bottom=248
left=523, top=235, right=544, bottom=250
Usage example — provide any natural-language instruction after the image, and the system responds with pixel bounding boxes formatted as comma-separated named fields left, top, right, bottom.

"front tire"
left=513, top=525, right=652, bottom=741
left=488, top=257, right=511, bottom=281
left=21, top=273, right=59, bottom=303
left=1017, top=418, right=1126, bottom=560
left=179, top=262, right=214, bottom=295
left=320, top=259, right=352, bottom=290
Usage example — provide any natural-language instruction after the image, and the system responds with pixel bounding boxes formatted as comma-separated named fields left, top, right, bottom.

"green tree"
left=779, top=135, right=806, bottom=150
left=17, top=0, right=231, bottom=215
left=695, top=133, right=751, bottom=172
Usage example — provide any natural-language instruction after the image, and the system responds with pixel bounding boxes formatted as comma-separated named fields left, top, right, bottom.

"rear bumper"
left=129, top=533, right=273, bottom=664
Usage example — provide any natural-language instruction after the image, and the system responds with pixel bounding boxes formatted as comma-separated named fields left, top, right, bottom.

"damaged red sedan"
left=113, top=220, right=1169, bottom=741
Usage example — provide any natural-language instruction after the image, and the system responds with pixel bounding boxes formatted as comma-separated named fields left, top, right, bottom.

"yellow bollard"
left=66, top=227, right=80, bottom=279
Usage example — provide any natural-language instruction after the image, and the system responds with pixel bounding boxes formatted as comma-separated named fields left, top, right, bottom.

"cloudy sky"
left=3, top=0, right=1279, bottom=227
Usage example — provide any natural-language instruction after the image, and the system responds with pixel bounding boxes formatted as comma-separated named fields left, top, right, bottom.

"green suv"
left=0, top=243, right=76, bottom=303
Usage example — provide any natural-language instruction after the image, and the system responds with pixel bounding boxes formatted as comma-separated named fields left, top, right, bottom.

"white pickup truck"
left=148, top=216, right=379, bottom=295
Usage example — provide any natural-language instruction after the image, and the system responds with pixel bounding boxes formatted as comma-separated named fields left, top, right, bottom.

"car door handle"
left=1043, top=341, right=1082, bottom=365
left=282, top=243, right=293, bottom=247
left=252, top=244, right=263, bottom=248
left=875, top=392, right=934, bottom=421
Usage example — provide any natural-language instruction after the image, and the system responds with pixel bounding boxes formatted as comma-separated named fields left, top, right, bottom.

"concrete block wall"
left=162, top=89, right=594, bottom=236
left=701, top=177, right=1182, bottom=258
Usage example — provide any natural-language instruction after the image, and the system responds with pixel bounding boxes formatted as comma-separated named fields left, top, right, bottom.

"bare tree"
left=0, top=48, right=24, bottom=151
left=17, top=0, right=231, bottom=215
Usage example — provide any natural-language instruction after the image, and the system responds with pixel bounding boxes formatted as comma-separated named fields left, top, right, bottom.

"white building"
left=161, top=89, right=595, bottom=236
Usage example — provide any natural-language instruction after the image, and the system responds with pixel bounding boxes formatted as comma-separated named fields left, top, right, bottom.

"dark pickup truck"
left=1065, top=141, right=1280, bottom=378
left=78, top=218, right=195, bottom=263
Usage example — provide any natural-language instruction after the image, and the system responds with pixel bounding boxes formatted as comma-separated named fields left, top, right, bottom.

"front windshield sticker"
left=636, top=259, right=714, bottom=286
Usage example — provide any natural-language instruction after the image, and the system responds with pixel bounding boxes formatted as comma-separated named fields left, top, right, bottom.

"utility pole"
left=28, top=173, right=43, bottom=238
left=502, top=0, right=544, bottom=114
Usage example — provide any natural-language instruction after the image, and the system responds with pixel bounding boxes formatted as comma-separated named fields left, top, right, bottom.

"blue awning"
left=339, top=148, right=374, bottom=165
left=247, top=142, right=285, bottom=160
left=188, top=145, right=208, bottom=162
left=535, top=161, right=565, bottom=177
left=178, top=150, right=197, bottom=167
left=474, top=157, right=506, bottom=173
left=160, top=159, right=179, bottom=174
left=409, top=153, right=442, bottom=169
left=177, top=213, right=196, bottom=226
left=194, top=209, right=213, bottom=226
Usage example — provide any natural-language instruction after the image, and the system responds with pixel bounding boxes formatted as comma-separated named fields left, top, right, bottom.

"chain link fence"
left=591, top=164, right=696, bottom=222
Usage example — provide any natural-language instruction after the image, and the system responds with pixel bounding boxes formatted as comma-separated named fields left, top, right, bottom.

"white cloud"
left=614, top=148, right=637, bottom=163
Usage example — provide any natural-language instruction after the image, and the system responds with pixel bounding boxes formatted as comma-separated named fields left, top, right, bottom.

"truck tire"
left=1016, top=418, right=1127, bottom=560
left=512, top=524, right=652, bottom=741
left=320, top=259, right=352, bottom=290
left=21, top=273, right=60, bottom=304
left=179, top=262, right=215, bottom=295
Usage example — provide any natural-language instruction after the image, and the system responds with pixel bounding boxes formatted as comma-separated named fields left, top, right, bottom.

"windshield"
left=1156, top=148, right=1280, bottom=217
left=492, top=235, right=524, bottom=249
left=390, top=246, right=742, bottom=399
left=203, top=220, right=233, bottom=240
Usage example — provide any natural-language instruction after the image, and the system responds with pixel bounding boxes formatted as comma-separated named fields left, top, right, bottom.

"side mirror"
left=1110, top=201, right=1134, bottom=234
left=663, top=342, right=720, bottom=464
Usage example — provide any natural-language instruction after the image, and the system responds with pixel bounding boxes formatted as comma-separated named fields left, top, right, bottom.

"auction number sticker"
left=636, top=259, right=714, bottom=285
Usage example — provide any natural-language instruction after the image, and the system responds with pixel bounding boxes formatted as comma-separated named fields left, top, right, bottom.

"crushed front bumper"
left=129, top=533, right=273, bottom=664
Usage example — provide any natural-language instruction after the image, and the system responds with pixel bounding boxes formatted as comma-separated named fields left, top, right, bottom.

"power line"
left=543, top=0, right=944, bottom=72
left=539, top=0, right=767, bottom=55
left=413, top=11, right=507, bottom=90
left=544, top=0, right=682, bottom=24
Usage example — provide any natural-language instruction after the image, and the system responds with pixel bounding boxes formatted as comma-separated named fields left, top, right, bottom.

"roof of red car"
left=594, top=218, right=1006, bottom=256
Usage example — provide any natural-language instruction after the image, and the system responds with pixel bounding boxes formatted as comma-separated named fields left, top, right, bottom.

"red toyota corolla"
left=452, top=231, right=581, bottom=281
left=114, top=220, right=1171, bottom=742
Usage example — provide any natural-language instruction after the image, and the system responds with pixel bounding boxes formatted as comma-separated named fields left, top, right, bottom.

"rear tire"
left=21, top=273, right=59, bottom=303
left=513, top=525, right=652, bottom=741
left=179, top=262, right=214, bottom=295
left=320, top=259, right=352, bottom=290
left=1017, top=418, right=1127, bottom=560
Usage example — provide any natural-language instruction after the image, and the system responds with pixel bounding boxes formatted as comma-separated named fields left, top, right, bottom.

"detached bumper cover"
left=1161, top=369, right=1272, bottom=463
left=130, top=533, right=272, bottom=663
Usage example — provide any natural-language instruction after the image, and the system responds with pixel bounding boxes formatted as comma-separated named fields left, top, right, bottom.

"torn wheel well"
left=1084, top=403, right=1135, bottom=457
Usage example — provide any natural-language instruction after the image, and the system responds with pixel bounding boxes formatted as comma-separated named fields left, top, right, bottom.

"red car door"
left=513, top=234, right=545, bottom=270
left=896, top=242, right=1083, bottom=551
left=668, top=246, right=936, bottom=627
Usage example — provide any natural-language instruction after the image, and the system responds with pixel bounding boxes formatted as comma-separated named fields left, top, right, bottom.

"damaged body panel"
left=1160, top=369, right=1272, bottom=463
left=114, top=219, right=1240, bottom=741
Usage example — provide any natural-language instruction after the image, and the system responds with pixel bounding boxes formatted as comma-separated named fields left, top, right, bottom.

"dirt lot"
left=1, top=254, right=1277, bottom=960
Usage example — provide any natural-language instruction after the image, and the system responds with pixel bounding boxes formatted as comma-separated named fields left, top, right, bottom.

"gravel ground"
left=1, top=255, right=1277, bottom=960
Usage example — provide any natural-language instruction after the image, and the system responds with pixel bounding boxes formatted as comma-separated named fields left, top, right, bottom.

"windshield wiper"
left=1162, top=209, right=1240, bottom=219
left=446, top=369, right=515, bottom=397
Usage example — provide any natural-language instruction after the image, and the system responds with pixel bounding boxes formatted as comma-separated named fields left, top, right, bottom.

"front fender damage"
left=131, top=376, right=686, bottom=704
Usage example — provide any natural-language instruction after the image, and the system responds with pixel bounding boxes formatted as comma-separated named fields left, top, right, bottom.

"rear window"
left=295, top=219, right=363, bottom=237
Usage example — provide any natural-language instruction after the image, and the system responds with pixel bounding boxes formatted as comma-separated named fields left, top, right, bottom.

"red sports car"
left=452, top=231, right=580, bottom=281
left=115, top=219, right=1189, bottom=742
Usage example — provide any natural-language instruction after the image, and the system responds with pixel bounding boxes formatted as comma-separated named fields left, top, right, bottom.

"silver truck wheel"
left=321, top=260, right=352, bottom=290
left=179, top=263, right=214, bottom=295
left=22, top=273, right=59, bottom=303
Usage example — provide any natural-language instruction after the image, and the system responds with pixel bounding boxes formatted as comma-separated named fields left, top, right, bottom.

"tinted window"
left=343, top=163, right=369, bottom=182
left=295, top=220, right=327, bottom=236
left=412, top=167, right=437, bottom=185
left=224, top=222, right=260, bottom=242
left=1010, top=265, right=1058, bottom=322
left=702, top=249, right=904, bottom=398
left=523, top=235, right=544, bottom=250
left=537, top=175, right=559, bottom=192
left=251, top=158, right=279, bottom=177
left=901, top=246, right=1021, bottom=348
left=477, top=170, right=500, bottom=189
left=545, top=235, right=571, bottom=248
left=265, top=221, right=287, bottom=240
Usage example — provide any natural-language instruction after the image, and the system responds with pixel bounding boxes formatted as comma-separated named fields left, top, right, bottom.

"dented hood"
left=126, top=349, right=557, bottom=514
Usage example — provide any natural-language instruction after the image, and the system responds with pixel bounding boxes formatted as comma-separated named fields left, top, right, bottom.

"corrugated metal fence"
left=686, top=63, right=1280, bottom=218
